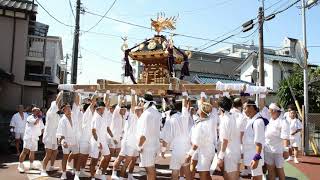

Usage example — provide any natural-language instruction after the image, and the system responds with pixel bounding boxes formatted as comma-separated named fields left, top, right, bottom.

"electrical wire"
left=80, top=47, right=122, bottom=64
left=265, top=0, right=286, bottom=11
left=35, top=0, right=74, bottom=27
left=83, top=0, right=118, bottom=33
left=68, top=0, right=75, bottom=20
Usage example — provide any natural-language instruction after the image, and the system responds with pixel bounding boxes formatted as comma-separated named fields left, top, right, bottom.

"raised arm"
left=131, top=90, right=136, bottom=112
left=104, top=91, right=110, bottom=108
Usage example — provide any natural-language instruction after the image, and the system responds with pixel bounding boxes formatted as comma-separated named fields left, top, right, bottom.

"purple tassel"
left=124, top=50, right=137, bottom=84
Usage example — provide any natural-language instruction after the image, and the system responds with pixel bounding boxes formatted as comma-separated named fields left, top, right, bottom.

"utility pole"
left=301, top=0, right=309, bottom=155
left=71, top=0, right=81, bottom=84
left=258, top=6, right=265, bottom=86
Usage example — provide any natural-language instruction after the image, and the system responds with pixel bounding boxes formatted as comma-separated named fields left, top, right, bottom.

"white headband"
left=269, top=103, right=281, bottom=111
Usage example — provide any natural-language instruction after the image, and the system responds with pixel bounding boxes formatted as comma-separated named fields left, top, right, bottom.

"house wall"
left=45, top=38, right=63, bottom=84
left=0, top=80, right=22, bottom=111
left=272, top=62, right=294, bottom=90
left=0, top=15, right=29, bottom=111
left=0, top=16, right=28, bottom=84
left=264, top=60, right=274, bottom=90
left=23, top=86, right=43, bottom=107
left=240, top=60, right=255, bottom=84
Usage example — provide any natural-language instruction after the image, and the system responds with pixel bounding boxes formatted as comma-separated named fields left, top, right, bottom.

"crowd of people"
left=9, top=90, right=303, bottom=180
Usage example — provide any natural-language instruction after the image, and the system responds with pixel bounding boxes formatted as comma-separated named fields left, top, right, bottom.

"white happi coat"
left=161, top=112, right=190, bottom=155
left=136, top=105, right=161, bottom=152
left=56, top=104, right=81, bottom=147
left=110, top=105, right=126, bottom=143
left=24, top=114, right=44, bottom=141
left=43, top=101, right=61, bottom=145
left=243, top=113, right=265, bottom=165
left=219, top=112, right=242, bottom=157
left=265, top=116, right=290, bottom=154
left=122, top=111, right=139, bottom=149
left=90, top=112, right=108, bottom=145
left=80, top=107, right=95, bottom=143
left=192, top=117, right=216, bottom=156
left=10, top=112, right=28, bottom=133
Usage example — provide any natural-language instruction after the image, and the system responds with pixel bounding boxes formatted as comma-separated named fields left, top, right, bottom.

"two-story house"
left=0, top=0, right=65, bottom=111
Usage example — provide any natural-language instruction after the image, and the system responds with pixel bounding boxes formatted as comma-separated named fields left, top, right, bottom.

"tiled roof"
left=193, top=74, right=253, bottom=85
left=0, top=0, right=37, bottom=13
left=175, top=51, right=243, bottom=76
left=264, top=54, right=300, bottom=64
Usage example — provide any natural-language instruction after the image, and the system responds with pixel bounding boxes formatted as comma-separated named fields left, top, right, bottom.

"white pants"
left=23, top=139, right=38, bottom=151
left=224, top=152, right=240, bottom=173
left=170, top=145, right=189, bottom=170
left=43, top=136, right=58, bottom=150
left=119, top=144, right=138, bottom=157
left=62, top=144, right=80, bottom=154
left=195, top=148, right=214, bottom=171
left=90, top=142, right=110, bottom=159
left=139, top=149, right=157, bottom=167
left=79, top=141, right=90, bottom=154
left=264, top=151, right=284, bottom=168
left=15, top=132, right=24, bottom=139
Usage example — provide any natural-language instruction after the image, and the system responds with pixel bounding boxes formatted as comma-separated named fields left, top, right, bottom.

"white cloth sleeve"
left=10, top=115, right=16, bottom=127
left=27, top=115, right=37, bottom=124
left=56, top=119, right=64, bottom=139
left=280, top=119, right=290, bottom=140
left=296, top=119, right=303, bottom=130
left=219, top=117, right=231, bottom=141
left=253, top=119, right=265, bottom=145
left=160, top=120, right=172, bottom=144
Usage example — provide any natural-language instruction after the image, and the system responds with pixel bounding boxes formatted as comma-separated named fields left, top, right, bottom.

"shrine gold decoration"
left=151, top=12, right=178, bottom=34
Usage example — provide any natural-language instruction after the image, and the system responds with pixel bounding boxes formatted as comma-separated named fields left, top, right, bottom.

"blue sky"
left=35, top=0, right=320, bottom=84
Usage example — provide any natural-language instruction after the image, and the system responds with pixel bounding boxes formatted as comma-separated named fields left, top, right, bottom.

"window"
left=56, top=65, right=61, bottom=78
left=24, top=61, right=44, bottom=81
left=45, top=67, right=51, bottom=75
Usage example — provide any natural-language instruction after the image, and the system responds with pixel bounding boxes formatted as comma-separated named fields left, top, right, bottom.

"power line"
left=265, top=0, right=286, bottom=11
left=35, top=0, right=74, bottom=27
left=274, top=0, right=301, bottom=15
left=68, top=0, right=75, bottom=20
left=80, top=47, right=122, bottom=64
left=198, top=34, right=236, bottom=52
left=83, top=0, right=118, bottom=33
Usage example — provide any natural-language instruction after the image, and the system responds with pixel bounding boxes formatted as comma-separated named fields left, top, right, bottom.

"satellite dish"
left=252, top=69, right=258, bottom=82
left=252, top=53, right=258, bottom=68
left=294, top=41, right=305, bottom=68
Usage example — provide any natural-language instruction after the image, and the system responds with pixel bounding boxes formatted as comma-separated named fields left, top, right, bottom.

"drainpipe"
left=10, top=12, right=16, bottom=75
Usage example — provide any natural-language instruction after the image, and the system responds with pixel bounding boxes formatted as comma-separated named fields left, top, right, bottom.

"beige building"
left=0, top=1, right=66, bottom=111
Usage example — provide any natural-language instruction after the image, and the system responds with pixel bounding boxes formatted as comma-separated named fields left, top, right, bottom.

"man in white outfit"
left=110, top=95, right=127, bottom=157
left=286, top=105, right=302, bottom=163
left=136, top=93, right=161, bottom=180
left=161, top=99, right=191, bottom=180
left=89, top=101, right=111, bottom=180
left=41, top=92, right=63, bottom=176
left=10, top=105, right=28, bottom=155
left=243, top=99, right=267, bottom=180
left=56, top=93, right=81, bottom=180
left=230, top=98, right=249, bottom=176
left=185, top=101, right=216, bottom=180
left=77, top=95, right=97, bottom=178
left=217, top=96, right=244, bottom=180
left=264, top=103, right=290, bottom=180
left=17, top=107, right=45, bottom=173
left=112, top=91, right=141, bottom=180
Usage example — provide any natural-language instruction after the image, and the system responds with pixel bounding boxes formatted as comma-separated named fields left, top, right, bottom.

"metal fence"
left=306, top=113, right=320, bottom=155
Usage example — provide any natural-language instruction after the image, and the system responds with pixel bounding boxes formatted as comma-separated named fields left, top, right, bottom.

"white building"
left=44, top=36, right=66, bottom=85
left=217, top=37, right=317, bottom=91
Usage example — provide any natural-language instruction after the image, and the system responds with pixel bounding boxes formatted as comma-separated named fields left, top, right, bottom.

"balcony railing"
left=26, top=35, right=46, bottom=59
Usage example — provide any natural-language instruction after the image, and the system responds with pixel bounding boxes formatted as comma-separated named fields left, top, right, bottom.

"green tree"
left=277, top=65, right=320, bottom=113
